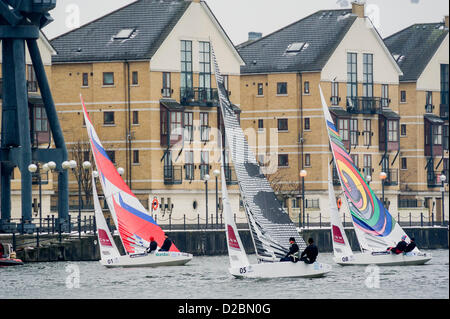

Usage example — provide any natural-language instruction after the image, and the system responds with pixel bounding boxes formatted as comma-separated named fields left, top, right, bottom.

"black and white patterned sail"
left=212, top=48, right=306, bottom=261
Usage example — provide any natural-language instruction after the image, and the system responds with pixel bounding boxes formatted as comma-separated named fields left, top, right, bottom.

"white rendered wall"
left=150, top=2, right=243, bottom=75
left=417, top=34, right=449, bottom=91
left=321, top=17, right=401, bottom=84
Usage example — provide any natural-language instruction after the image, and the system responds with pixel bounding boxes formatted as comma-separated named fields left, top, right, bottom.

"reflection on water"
left=1, top=250, right=448, bottom=299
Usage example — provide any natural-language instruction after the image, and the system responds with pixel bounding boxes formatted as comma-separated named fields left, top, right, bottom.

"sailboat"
left=82, top=96, right=193, bottom=268
left=213, top=49, right=331, bottom=278
left=320, top=86, right=431, bottom=266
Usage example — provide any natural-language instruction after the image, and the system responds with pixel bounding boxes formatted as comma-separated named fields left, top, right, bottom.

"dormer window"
left=113, top=28, right=135, bottom=40
left=285, top=42, right=309, bottom=55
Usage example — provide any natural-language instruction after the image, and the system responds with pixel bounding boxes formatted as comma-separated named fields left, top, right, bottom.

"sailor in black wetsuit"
left=387, top=235, right=408, bottom=254
left=146, top=237, right=158, bottom=254
left=404, top=237, right=416, bottom=253
left=300, top=238, right=318, bottom=264
left=159, top=234, right=173, bottom=252
left=280, top=237, right=299, bottom=262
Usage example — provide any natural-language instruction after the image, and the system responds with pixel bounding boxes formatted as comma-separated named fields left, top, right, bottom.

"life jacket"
left=289, top=243, right=299, bottom=260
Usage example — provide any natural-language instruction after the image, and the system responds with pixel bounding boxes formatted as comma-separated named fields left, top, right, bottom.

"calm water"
left=1, top=250, right=448, bottom=299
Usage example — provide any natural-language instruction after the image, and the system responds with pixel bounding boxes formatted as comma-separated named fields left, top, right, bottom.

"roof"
left=424, top=114, right=445, bottom=124
left=380, top=109, right=400, bottom=119
left=50, top=0, right=191, bottom=63
left=238, top=10, right=357, bottom=74
left=384, top=23, right=449, bottom=82
left=160, top=99, right=185, bottom=111
left=329, top=106, right=351, bottom=118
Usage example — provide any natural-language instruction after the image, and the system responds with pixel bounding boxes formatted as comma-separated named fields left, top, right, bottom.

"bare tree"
left=68, top=140, right=94, bottom=209
left=266, top=170, right=300, bottom=199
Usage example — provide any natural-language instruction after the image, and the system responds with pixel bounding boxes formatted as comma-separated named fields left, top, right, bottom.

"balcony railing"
left=398, top=199, right=423, bottom=208
left=200, top=164, right=210, bottom=180
left=185, top=164, right=195, bottom=181
left=440, top=104, right=449, bottom=119
left=383, top=169, right=398, bottom=186
left=164, top=165, right=182, bottom=185
left=426, top=170, right=447, bottom=187
left=346, top=96, right=385, bottom=114
left=180, top=87, right=219, bottom=107
left=224, top=165, right=237, bottom=185
left=0, top=79, right=38, bottom=95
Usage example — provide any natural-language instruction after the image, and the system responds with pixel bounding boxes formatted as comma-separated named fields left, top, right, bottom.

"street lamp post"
left=213, top=169, right=220, bottom=229
left=380, top=171, right=387, bottom=208
left=28, top=161, right=56, bottom=231
left=63, top=160, right=91, bottom=239
left=440, top=174, right=446, bottom=225
left=28, top=163, right=40, bottom=230
left=300, top=169, right=307, bottom=227
left=204, top=174, right=210, bottom=229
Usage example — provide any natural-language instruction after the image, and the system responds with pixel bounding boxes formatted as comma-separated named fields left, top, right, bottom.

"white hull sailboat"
left=320, top=86, right=431, bottom=267
left=83, top=97, right=192, bottom=268
left=229, top=261, right=332, bottom=279
left=100, top=253, right=193, bottom=268
left=92, top=175, right=192, bottom=268
left=213, top=49, right=331, bottom=278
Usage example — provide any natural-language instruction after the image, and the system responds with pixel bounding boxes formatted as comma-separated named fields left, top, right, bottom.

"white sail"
left=319, top=86, right=417, bottom=253
left=221, top=160, right=250, bottom=269
left=81, top=95, right=181, bottom=255
left=212, top=47, right=306, bottom=262
left=93, top=176, right=121, bottom=262
left=327, top=164, right=354, bottom=259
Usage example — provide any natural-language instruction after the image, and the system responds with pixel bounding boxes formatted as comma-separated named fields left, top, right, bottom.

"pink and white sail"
left=81, top=95, right=179, bottom=255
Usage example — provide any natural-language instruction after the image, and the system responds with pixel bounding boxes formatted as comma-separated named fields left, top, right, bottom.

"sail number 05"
left=239, top=267, right=247, bottom=274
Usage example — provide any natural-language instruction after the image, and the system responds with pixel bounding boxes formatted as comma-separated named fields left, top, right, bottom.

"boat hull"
left=334, top=251, right=432, bottom=266
left=0, top=258, right=24, bottom=266
left=229, top=261, right=332, bottom=279
left=100, top=251, right=193, bottom=268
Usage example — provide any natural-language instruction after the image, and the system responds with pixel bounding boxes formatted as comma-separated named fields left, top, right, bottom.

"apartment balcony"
left=346, top=96, right=386, bottom=114
left=426, top=169, right=449, bottom=188
left=440, top=104, right=449, bottom=119
left=224, top=165, right=238, bottom=185
left=383, top=169, right=398, bottom=186
left=164, top=165, right=182, bottom=185
left=0, top=79, right=38, bottom=96
left=184, top=164, right=195, bottom=181
left=180, top=87, right=219, bottom=107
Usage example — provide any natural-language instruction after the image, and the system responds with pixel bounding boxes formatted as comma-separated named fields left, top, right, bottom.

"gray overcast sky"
left=43, top=0, right=449, bottom=44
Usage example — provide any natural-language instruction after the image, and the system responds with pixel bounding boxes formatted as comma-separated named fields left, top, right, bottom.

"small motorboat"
left=0, top=243, right=24, bottom=267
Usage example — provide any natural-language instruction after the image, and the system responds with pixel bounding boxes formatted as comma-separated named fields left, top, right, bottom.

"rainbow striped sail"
left=81, top=95, right=179, bottom=254
left=319, top=86, right=413, bottom=252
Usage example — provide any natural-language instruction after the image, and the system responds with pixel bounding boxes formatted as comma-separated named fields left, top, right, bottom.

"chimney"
left=351, top=1, right=365, bottom=18
left=445, top=15, right=449, bottom=28
left=248, top=32, right=262, bottom=41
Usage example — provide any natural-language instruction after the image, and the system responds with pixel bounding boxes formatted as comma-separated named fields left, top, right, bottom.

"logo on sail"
left=332, top=225, right=345, bottom=244
left=227, top=225, right=240, bottom=250
left=98, top=229, right=112, bottom=247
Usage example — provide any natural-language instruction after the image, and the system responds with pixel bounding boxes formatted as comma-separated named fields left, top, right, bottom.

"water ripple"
left=0, top=250, right=448, bottom=299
